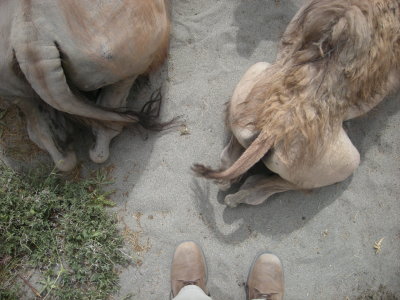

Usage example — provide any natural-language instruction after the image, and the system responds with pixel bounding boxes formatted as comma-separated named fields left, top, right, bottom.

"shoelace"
left=178, top=279, right=200, bottom=286
left=176, top=279, right=211, bottom=297
left=170, top=279, right=204, bottom=300
left=252, top=289, right=279, bottom=300
left=255, top=293, right=275, bottom=300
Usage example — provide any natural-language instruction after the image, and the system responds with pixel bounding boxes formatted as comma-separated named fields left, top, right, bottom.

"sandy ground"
left=103, top=1, right=400, bottom=299
left=3, top=0, right=399, bottom=299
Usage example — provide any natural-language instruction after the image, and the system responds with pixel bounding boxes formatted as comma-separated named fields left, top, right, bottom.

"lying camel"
left=194, top=0, right=400, bottom=207
left=0, top=0, right=170, bottom=171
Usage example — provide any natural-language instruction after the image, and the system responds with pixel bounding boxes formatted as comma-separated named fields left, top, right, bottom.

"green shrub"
left=0, top=163, right=129, bottom=299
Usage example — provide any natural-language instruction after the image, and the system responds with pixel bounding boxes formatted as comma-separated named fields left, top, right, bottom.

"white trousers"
left=172, top=285, right=264, bottom=300
left=172, top=285, right=212, bottom=300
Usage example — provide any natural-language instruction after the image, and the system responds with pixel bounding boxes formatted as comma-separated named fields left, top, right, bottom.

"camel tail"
left=192, top=130, right=274, bottom=181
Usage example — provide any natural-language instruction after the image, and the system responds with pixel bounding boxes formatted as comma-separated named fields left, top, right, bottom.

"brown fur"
left=1, top=0, right=170, bottom=170
left=193, top=130, right=274, bottom=180
left=251, top=0, right=400, bottom=164
left=147, top=0, right=171, bottom=73
left=195, top=0, right=400, bottom=182
left=59, top=0, right=170, bottom=78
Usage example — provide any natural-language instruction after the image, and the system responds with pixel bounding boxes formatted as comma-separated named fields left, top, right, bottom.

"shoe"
left=170, top=241, right=208, bottom=297
left=246, top=252, right=284, bottom=300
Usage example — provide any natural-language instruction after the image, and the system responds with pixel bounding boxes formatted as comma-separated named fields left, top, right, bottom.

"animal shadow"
left=191, top=163, right=350, bottom=244
left=191, top=91, right=400, bottom=244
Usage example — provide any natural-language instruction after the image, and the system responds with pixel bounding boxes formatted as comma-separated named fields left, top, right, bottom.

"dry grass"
left=0, top=100, right=43, bottom=162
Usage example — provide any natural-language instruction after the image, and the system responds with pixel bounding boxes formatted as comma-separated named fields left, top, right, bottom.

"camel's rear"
left=1, top=0, right=171, bottom=170
left=194, top=0, right=400, bottom=204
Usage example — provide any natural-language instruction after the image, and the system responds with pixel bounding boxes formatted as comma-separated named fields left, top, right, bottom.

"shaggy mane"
left=233, top=0, right=400, bottom=165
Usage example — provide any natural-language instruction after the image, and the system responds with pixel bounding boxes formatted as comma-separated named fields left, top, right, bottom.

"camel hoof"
left=55, top=151, right=77, bottom=172
left=224, top=194, right=240, bottom=208
left=218, top=182, right=232, bottom=192
left=89, top=145, right=110, bottom=164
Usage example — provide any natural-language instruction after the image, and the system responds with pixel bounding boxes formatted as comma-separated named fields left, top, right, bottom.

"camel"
left=194, top=0, right=400, bottom=207
left=0, top=0, right=170, bottom=171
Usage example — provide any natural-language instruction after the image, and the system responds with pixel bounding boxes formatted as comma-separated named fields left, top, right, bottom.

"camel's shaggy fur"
left=194, top=0, right=400, bottom=207
left=0, top=0, right=170, bottom=171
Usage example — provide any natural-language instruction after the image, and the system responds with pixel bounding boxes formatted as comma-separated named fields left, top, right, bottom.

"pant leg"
left=172, top=285, right=212, bottom=300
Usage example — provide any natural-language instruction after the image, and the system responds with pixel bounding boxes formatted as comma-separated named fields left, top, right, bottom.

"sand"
left=105, top=1, right=400, bottom=299
left=4, top=0, right=400, bottom=299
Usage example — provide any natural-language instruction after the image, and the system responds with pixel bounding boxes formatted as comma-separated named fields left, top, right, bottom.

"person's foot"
left=246, top=253, right=284, bottom=300
left=171, top=241, right=208, bottom=297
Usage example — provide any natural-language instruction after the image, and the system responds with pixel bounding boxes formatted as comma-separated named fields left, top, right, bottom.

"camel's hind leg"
left=224, top=175, right=297, bottom=208
left=89, top=77, right=136, bottom=163
left=17, top=98, right=77, bottom=171
left=265, top=128, right=360, bottom=190
left=225, top=127, right=360, bottom=208
left=216, top=62, right=271, bottom=189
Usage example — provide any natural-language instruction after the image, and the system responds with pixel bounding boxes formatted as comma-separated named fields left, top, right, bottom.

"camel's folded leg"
left=218, top=135, right=245, bottom=191
left=224, top=175, right=297, bottom=208
left=224, top=127, right=361, bottom=208
left=265, top=128, right=360, bottom=190
left=89, top=77, right=136, bottom=163
left=17, top=98, right=77, bottom=171
left=216, top=62, right=270, bottom=188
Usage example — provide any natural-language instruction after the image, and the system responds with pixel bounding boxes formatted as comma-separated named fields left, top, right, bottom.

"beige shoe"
left=246, top=253, right=284, bottom=300
left=170, top=241, right=208, bottom=297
